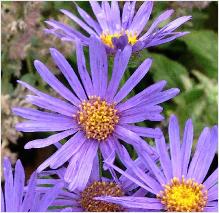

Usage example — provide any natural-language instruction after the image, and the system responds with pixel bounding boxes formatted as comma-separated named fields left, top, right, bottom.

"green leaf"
left=180, top=30, right=218, bottom=78
left=20, top=73, right=38, bottom=85
left=149, top=53, right=189, bottom=89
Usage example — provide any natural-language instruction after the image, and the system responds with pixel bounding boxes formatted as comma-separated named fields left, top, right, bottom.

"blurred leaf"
left=20, top=73, right=38, bottom=85
left=180, top=30, right=218, bottom=78
left=149, top=53, right=189, bottom=89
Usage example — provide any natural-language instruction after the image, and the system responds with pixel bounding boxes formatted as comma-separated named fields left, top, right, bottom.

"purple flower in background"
left=1, top=158, right=63, bottom=212
left=97, top=115, right=218, bottom=212
left=37, top=156, right=150, bottom=212
left=13, top=37, right=179, bottom=191
left=45, top=1, right=191, bottom=53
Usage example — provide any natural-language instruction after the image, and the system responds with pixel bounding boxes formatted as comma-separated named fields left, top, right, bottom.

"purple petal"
left=120, top=108, right=164, bottom=124
left=114, top=58, right=152, bottom=103
left=34, top=60, right=80, bottom=106
left=50, top=48, right=87, bottom=101
left=3, top=158, right=14, bottom=211
left=45, top=19, right=89, bottom=44
left=66, top=140, right=99, bottom=191
left=145, top=32, right=189, bottom=48
left=116, top=80, right=167, bottom=111
left=115, top=141, right=162, bottom=194
left=129, top=1, right=153, bottom=35
left=90, top=1, right=107, bottom=31
left=89, top=154, right=100, bottom=182
left=1, top=186, right=5, bottom=212
left=203, top=169, right=218, bottom=190
left=95, top=196, right=163, bottom=210
left=17, top=81, right=77, bottom=116
left=193, top=126, right=218, bottom=183
left=12, top=107, right=74, bottom=122
left=37, top=183, right=63, bottom=211
left=132, top=188, right=148, bottom=197
left=25, top=95, right=76, bottom=117
left=204, top=205, right=218, bottom=212
left=207, top=185, right=218, bottom=202
left=187, top=127, right=210, bottom=179
left=75, top=39, right=94, bottom=96
left=13, top=160, right=25, bottom=211
left=101, top=2, right=113, bottom=33
left=181, top=119, right=193, bottom=176
left=122, top=1, right=136, bottom=29
left=121, top=105, right=163, bottom=117
left=104, top=155, right=153, bottom=193
left=74, top=2, right=101, bottom=34
left=155, top=128, right=172, bottom=180
left=16, top=120, right=74, bottom=132
left=121, top=124, right=162, bottom=139
left=140, top=9, right=174, bottom=39
left=37, top=131, right=86, bottom=172
left=21, top=172, right=37, bottom=212
left=161, top=16, right=192, bottom=33
left=115, top=125, right=156, bottom=157
left=89, top=36, right=108, bottom=98
left=100, top=138, right=116, bottom=170
left=139, top=147, right=166, bottom=186
left=140, top=88, right=180, bottom=106
left=169, top=115, right=182, bottom=178
left=106, top=45, right=132, bottom=101
left=111, top=1, right=121, bottom=32
left=60, top=9, right=97, bottom=36
left=25, top=129, right=77, bottom=149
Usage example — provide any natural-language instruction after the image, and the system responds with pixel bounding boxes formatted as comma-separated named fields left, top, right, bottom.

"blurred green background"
left=1, top=1, right=218, bottom=177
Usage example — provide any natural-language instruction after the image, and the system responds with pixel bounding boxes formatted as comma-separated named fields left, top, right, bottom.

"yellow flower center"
left=100, top=30, right=138, bottom=48
left=75, top=96, right=119, bottom=141
left=157, top=177, right=208, bottom=212
left=80, top=181, right=124, bottom=212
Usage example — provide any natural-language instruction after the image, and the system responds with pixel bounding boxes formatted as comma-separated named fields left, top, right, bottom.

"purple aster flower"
left=97, top=115, right=218, bottom=212
left=1, top=157, right=63, bottom=212
left=45, top=1, right=191, bottom=53
left=36, top=155, right=151, bottom=212
left=13, top=37, right=179, bottom=191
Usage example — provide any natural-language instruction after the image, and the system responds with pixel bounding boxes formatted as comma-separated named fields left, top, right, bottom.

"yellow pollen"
left=100, top=30, right=138, bottom=48
left=75, top=96, right=119, bottom=141
left=157, top=176, right=208, bottom=212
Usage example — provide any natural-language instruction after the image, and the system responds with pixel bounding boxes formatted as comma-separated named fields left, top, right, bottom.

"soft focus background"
left=1, top=1, right=218, bottom=179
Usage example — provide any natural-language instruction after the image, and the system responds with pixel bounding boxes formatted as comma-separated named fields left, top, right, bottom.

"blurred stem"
left=98, top=150, right=103, bottom=178
left=26, top=56, right=33, bottom=73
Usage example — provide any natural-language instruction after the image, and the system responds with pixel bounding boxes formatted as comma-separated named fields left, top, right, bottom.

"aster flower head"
left=13, top=37, right=179, bottom=191
left=37, top=156, right=150, bottom=212
left=99, top=115, right=218, bottom=212
left=1, top=157, right=63, bottom=212
left=45, top=1, right=191, bottom=53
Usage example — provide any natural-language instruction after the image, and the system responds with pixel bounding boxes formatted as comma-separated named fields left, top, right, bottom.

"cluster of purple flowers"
left=2, top=1, right=217, bottom=212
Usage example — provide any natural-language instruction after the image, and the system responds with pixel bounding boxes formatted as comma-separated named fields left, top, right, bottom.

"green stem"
left=26, top=55, right=33, bottom=73
left=98, top=150, right=103, bottom=178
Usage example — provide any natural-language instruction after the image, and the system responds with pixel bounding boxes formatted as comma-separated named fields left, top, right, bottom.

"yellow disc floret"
left=75, top=96, right=119, bottom=141
left=100, top=30, right=138, bottom=48
left=126, top=30, right=138, bottom=45
left=157, top=176, right=208, bottom=212
left=100, top=32, right=121, bottom=48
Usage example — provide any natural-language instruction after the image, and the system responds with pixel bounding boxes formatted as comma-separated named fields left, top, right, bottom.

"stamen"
left=100, top=30, right=138, bottom=48
left=157, top=176, right=208, bottom=212
left=75, top=96, right=119, bottom=141
left=80, top=181, right=124, bottom=212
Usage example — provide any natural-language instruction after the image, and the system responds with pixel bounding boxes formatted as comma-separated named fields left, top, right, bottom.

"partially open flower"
left=45, top=1, right=191, bottom=54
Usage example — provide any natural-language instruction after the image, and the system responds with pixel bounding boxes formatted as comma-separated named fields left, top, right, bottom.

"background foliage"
left=1, top=1, right=218, bottom=177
